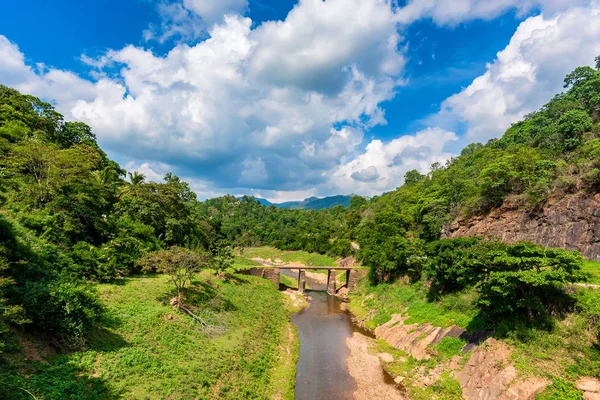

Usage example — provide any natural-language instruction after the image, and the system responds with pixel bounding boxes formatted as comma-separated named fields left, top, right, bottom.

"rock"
left=498, top=378, right=550, bottom=400
left=378, top=352, right=394, bottom=363
left=374, top=314, right=466, bottom=361
left=457, top=338, right=517, bottom=400
left=577, top=378, right=600, bottom=393
left=445, top=193, right=600, bottom=260
left=584, top=393, right=600, bottom=400
left=394, top=376, right=405, bottom=385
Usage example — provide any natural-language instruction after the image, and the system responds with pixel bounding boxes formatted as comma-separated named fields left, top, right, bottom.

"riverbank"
left=345, top=332, right=404, bottom=399
left=347, top=276, right=600, bottom=400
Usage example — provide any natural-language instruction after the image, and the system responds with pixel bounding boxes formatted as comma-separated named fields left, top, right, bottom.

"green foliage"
left=537, top=378, right=583, bottom=400
left=209, top=240, right=234, bottom=277
left=424, top=237, right=481, bottom=294
left=434, top=337, right=466, bottom=360
left=23, top=277, right=103, bottom=347
left=558, top=109, right=593, bottom=150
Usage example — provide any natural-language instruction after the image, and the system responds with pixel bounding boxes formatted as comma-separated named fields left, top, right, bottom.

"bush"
left=22, top=277, right=103, bottom=347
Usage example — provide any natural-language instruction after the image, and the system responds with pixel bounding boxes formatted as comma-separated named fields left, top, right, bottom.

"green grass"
left=348, top=278, right=479, bottom=330
left=1, top=273, right=296, bottom=399
left=279, top=274, right=298, bottom=289
left=241, top=246, right=337, bottom=266
left=536, top=378, right=583, bottom=399
left=434, top=337, right=466, bottom=360
left=232, top=256, right=263, bottom=270
left=581, top=260, right=600, bottom=284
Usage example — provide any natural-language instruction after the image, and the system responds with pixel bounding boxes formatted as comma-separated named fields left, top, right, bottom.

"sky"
left=1, top=0, right=600, bottom=202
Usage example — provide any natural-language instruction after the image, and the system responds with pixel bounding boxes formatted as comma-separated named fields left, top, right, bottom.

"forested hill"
left=367, top=57, right=600, bottom=243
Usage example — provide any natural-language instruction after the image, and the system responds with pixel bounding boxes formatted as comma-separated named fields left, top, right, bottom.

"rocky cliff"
left=445, top=193, right=600, bottom=261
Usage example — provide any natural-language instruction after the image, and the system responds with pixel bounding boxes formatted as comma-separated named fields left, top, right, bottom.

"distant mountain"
left=254, top=198, right=273, bottom=207
left=243, top=195, right=353, bottom=210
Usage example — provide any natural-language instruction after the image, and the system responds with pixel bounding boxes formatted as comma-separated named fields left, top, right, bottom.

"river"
left=282, top=269, right=400, bottom=399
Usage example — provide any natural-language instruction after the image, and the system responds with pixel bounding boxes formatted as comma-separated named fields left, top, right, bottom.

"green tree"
left=210, top=240, right=234, bottom=278
left=404, top=169, right=425, bottom=185
left=558, top=109, right=593, bottom=150
left=139, top=247, right=209, bottom=307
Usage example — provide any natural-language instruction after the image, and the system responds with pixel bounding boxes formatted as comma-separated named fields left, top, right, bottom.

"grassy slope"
left=582, top=260, right=600, bottom=284
left=1, top=273, right=297, bottom=400
left=241, top=246, right=337, bottom=266
left=348, top=278, right=600, bottom=399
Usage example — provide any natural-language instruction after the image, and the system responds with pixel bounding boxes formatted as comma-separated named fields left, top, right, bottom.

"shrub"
left=22, top=277, right=103, bottom=347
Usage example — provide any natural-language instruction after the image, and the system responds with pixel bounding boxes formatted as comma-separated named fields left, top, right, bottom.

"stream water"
left=283, top=269, right=397, bottom=400
left=291, top=291, right=357, bottom=399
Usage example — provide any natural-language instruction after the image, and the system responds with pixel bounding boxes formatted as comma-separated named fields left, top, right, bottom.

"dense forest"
left=1, top=57, right=600, bottom=370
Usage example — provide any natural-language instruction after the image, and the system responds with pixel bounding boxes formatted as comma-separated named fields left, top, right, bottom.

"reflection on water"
left=291, top=291, right=357, bottom=400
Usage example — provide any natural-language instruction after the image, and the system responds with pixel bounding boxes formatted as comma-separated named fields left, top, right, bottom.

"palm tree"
left=128, top=171, right=146, bottom=185
left=92, top=166, right=121, bottom=195
left=118, top=171, right=146, bottom=199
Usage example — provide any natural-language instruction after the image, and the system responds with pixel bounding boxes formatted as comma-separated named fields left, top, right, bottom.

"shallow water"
left=291, top=291, right=358, bottom=400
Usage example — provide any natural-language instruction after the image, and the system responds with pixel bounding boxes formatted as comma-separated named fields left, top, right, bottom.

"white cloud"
left=250, top=0, right=405, bottom=94
left=331, top=128, right=458, bottom=196
left=440, top=4, right=600, bottom=143
left=395, top=0, right=591, bottom=25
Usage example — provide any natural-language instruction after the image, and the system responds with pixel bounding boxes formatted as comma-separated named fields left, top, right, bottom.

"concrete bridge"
left=245, top=266, right=367, bottom=295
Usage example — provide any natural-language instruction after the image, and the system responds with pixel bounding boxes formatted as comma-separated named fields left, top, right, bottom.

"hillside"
left=1, top=273, right=297, bottom=400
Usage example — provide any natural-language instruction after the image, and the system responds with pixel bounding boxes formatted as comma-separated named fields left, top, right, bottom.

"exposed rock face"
left=445, top=193, right=600, bottom=260
left=458, top=339, right=517, bottom=400
left=374, top=314, right=465, bottom=360
left=372, top=316, right=551, bottom=399
left=578, top=377, right=600, bottom=400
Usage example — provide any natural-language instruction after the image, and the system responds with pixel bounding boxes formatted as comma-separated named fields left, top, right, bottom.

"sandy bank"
left=345, top=332, right=404, bottom=400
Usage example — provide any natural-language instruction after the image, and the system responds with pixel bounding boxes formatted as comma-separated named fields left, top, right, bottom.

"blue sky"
left=1, top=0, right=599, bottom=201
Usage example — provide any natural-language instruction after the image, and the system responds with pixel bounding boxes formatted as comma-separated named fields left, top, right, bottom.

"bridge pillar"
left=327, top=269, right=337, bottom=295
left=345, top=269, right=350, bottom=289
left=298, top=269, right=306, bottom=294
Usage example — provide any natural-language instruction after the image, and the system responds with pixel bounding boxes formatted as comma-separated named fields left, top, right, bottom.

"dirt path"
left=345, top=332, right=404, bottom=400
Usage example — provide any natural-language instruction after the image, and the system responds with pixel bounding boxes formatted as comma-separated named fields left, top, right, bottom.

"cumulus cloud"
left=351, top=166, right=380, bottom=182
left=332, top=128, right=458, bottom=196
left=250, top=0, right=404, bottom=94
left=395, top=0, right=592, bottom=25
left=0, top=36, right=96, bottom=110
left=439, top=4, right=600, bottom=143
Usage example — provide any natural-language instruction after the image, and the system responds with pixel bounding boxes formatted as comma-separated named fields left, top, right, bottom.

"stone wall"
left=245, top=267, right=280, bottom=287
left=445, top=193, right=600, bottom=260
